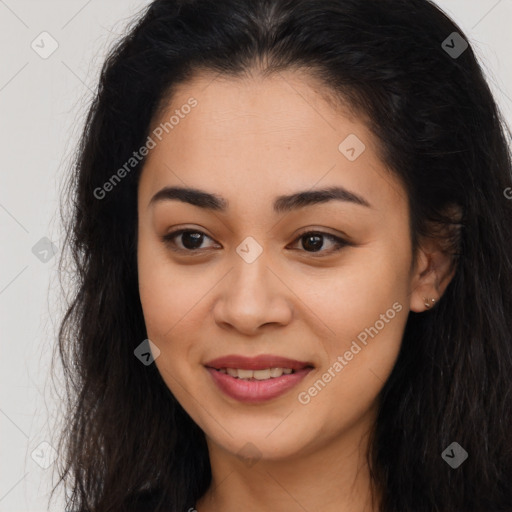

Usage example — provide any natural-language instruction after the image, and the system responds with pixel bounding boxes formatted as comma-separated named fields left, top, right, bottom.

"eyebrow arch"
left=148, top=185, right=372, bottom=213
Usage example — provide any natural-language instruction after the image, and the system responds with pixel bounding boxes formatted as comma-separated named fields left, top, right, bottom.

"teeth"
left=238, top=369, right=254, bottom=379
left=270, top=367, right=283, bottom=377
left=253, top=369, right=271, bottom=380
left=218, top=367, right=296, bottom=380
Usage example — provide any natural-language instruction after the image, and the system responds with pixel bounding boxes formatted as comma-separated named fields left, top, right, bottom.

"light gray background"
left=0, top=1, right=511, bottom=510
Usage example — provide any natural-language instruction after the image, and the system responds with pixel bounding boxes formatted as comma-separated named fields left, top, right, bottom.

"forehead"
left=150, top=69, right=360, bottom=149
left=139, top=70, right=406, bottom=214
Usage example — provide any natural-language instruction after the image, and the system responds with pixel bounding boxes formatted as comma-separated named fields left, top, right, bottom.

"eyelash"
left=161, top=228, right=351, bottom=256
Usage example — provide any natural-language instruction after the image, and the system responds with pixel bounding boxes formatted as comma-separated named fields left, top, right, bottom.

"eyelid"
left=161, top=228, right=219, bottom=253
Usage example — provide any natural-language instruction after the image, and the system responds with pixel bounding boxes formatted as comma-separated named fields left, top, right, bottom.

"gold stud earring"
left=423, top=297, right=436, bottom=309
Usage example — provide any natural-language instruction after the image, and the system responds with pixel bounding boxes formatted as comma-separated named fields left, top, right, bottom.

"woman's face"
left=137, top=70, right=420, bottom=461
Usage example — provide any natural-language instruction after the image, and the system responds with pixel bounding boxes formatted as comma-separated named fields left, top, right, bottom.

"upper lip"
left=205, top=354, right=314, bottom=371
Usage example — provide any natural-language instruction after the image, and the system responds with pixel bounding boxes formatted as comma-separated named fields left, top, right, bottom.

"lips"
left=205, top=354, right=314, bottom=371
left=204, top=354, right=314, bottom=403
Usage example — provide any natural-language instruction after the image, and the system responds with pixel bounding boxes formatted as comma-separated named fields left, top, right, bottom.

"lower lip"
left=206, top=367, right=313, bottom=403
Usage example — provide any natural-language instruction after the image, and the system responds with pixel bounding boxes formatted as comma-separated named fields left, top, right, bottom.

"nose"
left=212, top=255, right=293, bottom=336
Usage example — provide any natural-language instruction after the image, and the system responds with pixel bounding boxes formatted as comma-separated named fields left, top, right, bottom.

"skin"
left=137, top=69, right=455, bottom=512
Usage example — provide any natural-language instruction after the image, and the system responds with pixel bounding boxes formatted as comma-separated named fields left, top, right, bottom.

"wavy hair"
left=52, top=0, right=512, bottom=510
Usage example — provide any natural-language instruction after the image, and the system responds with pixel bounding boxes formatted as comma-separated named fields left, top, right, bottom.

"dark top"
left=124, top=489, right=167, bottom=511
left=123, top=489, right=197, bottom=512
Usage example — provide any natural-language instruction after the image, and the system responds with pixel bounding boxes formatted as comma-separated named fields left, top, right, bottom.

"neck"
left=196, top=411, right=381, bottom=512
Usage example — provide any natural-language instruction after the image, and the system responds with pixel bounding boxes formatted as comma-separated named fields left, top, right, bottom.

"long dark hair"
left=51, top=0, right=512, bottom=510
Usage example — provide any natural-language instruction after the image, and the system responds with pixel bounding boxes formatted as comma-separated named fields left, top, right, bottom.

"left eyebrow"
left=148, top=185, right=372, bottom=212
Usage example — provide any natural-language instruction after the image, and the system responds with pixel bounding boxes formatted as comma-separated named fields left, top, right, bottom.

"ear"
left=409, top=206, right=462, bottom=313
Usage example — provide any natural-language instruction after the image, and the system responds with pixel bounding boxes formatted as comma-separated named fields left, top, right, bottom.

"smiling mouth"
left=204, top=354, right=314, bottom=402
left=206, top=365, right=314, bottom=403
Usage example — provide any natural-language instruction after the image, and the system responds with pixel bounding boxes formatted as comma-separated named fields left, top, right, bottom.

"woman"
left=52, top=0, right=512, bottom=510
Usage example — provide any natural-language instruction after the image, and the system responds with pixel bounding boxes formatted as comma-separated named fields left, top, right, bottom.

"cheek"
left=292, top=239, right=410, bottom=391
left=297, top=243, right=409, bottom=338
left=137, top=231, right=187, bottom=340
left=137, top=234, right=211, bottom=379
left=137, top=256, right=197, bottom=396
left=295, top=278, right=408, bottom=430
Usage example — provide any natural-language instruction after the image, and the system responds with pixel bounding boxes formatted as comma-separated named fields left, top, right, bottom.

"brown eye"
left=162, top=229, right=217, bottom=252
left=291, top=231, right=350, bottom=255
